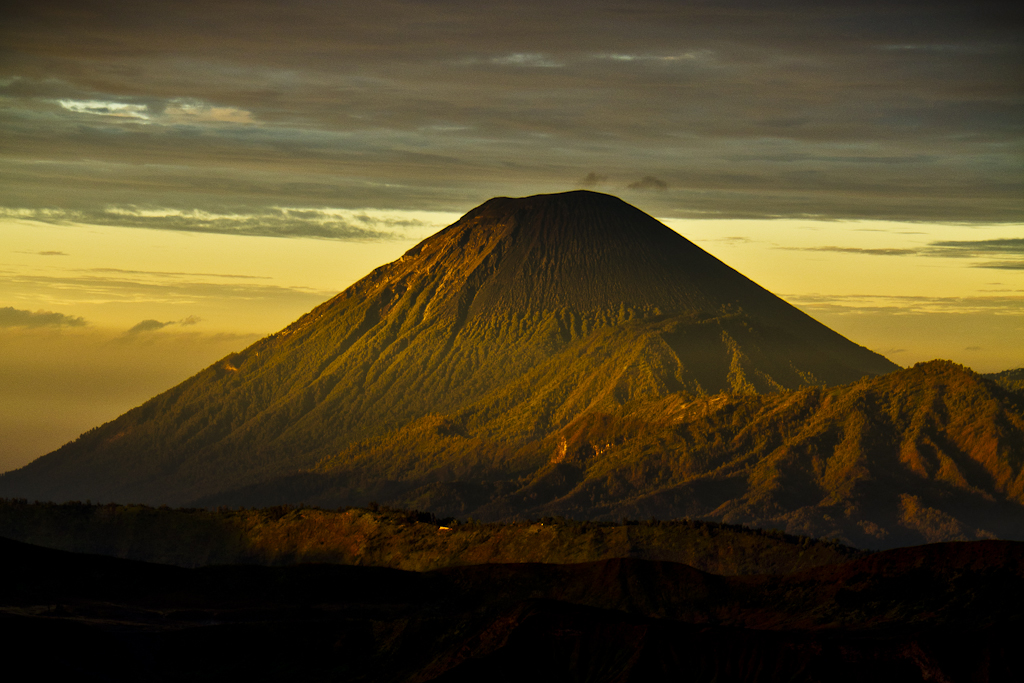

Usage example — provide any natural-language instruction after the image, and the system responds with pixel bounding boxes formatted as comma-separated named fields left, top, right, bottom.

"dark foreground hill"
left=0, top=499, right=861, bottom=574
left=0, top=191, right=896, bottom=507
left=2, top=536, right=1018, bottom=682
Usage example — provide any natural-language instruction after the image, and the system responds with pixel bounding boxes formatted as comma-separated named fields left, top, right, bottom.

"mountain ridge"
left=0, top=191, right=901, bottom=511
left=200, top=359, right=1024, bottom=549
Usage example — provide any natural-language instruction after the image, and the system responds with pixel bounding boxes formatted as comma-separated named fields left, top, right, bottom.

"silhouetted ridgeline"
left=0, top=499, right=859, bottom=574
left=2, top=535, right=1019, bottom=681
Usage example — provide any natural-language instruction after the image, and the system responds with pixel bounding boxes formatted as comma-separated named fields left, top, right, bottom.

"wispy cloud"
left=57, top=99, right=150, bottom=120
left=54, top=97, right=255, bottom=126
left=787, top=293, right=1024, bottom=317
left=489, top=53, right=563, bottom=68
left=925, top=238, right=1024, bottom=258
left=86, top=267, right=270, bottom=280
left=125, top=319, right=174, bottom=335
left=790, top=246, right=918, bottom=256
left=877, top=44, right=1002, bottom=54
left=100, top=206, right=393, bottom=239
left=924, top=238, right=1024, bottom=270
left=9, top=272, right=331, bottom=305
left=0, top=306, right=86, bottom=328
left=124, top=315, right=203, bottom=336
left=594, top=51, right=713, bottom=63
left=627, top=176, right=668, bottom=191
left=0, top=206, right=400, bottom=241
left=779, top=238, right=1024, bottom=270
left=163, top=99, right=255, bottom=125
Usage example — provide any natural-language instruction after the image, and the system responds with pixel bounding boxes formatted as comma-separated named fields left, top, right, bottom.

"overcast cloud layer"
left=2, top=0, right=1021, bottom=225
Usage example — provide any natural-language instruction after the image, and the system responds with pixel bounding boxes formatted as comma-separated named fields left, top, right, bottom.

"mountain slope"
left=223, top=359, right=1021, bottom=549
left=483, top=360, right=1024, bottom=548
left=0, top=191, right=896, bottom=506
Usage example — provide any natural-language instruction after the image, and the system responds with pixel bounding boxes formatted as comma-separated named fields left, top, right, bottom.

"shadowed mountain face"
left=1, top=191, right=897, bottom=509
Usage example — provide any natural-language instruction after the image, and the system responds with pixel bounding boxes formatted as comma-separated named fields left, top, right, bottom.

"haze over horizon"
left=1, top=1, right=1021, bottom=472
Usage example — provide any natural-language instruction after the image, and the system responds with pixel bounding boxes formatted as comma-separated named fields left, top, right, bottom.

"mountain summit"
left=1, top=191, right=898, bottom=507
left=352, top=191, right=869, bottom=338
left=399, top=190, right=784, bottom=317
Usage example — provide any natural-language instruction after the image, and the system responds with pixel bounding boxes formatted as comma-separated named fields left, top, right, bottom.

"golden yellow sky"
left=2, top=207, right=1021, bottom=472
left=1, top=2, right=1021, bottom=471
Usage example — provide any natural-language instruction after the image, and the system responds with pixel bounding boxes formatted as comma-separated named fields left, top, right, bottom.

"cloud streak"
left=488, top=53, right=563, bottom=68
left=0, top=306, right=86, bottom=328
left=7, top=272, right=333, bottom=308
left=125, top=319, right=174, bottom=335
left=787, top=293, right=1024, bottom=317
left=54, top=96, right=256, bottom=126
left=923, top=238, right=1024, bottom=271
left=0, top=263, right=341, bottom=346
left=627, top=176, right=668, bottom=191
left=790, top=246, right=918, bottom=256
left=58, top=99, right=150, bottom=120
left=0, top=206, right=400, bottom=241
left=86, top=268, right=270, bottom=280
left=926, top=238, right=1024, bottom=258
left=122, top=316, right=202, bottom=335
left=782, top=238, right=1024, bottom=270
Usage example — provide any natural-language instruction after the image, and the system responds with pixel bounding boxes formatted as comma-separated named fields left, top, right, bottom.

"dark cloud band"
left=0, top=1, right=1019, bottom=224
left=927, top=238, right=1024, bottom=256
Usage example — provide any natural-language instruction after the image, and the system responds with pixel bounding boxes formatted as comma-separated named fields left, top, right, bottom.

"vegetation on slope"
left=985, top=367, right=1024, bottom=396
left=514, top=359, right=1024, bottom=548
left=266, top=360, right=1024, bottom=549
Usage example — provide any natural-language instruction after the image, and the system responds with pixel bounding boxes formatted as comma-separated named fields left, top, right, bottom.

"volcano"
left=1, top=191, right=899, bottom=508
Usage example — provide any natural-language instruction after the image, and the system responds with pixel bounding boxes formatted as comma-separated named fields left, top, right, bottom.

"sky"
left=1, top=0, right=1022, bottom=472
